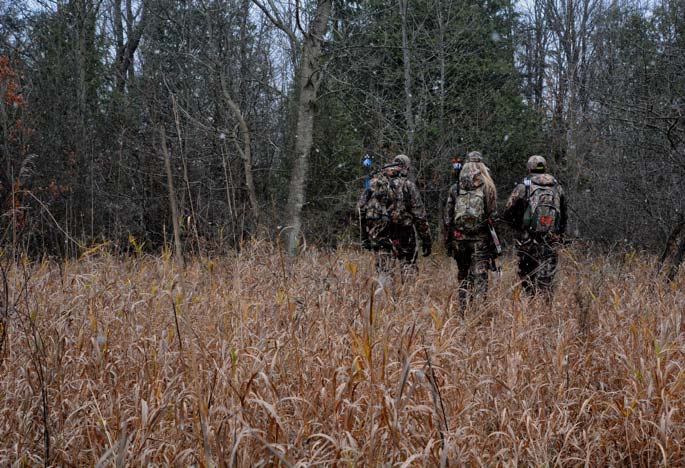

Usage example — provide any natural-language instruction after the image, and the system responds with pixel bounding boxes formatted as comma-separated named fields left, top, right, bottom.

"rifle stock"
left=487, top=218, right=502, bottom=255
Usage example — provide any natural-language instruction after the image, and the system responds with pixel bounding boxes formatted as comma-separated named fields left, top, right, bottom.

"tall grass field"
left=1, top=243, right=684, bottom=465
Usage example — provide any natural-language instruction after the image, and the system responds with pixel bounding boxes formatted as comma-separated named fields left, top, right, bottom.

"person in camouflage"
left=444, top=152, right=498, bottom=313
left=503, top=155, right=567, bottom=296
left=465, top=150, right=493, bottom=179
left=357, top=154, right=432, bottom=275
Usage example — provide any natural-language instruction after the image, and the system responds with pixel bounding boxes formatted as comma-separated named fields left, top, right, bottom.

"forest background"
left=0, top=0, right=683, bottom=256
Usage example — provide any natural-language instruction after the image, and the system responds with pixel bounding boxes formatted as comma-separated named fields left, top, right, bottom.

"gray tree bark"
left=76, top=0, right=90, bottom=131
left=399, top=0, right=415, bottom=153
left=221, top=75, right=260, bottom=228
left=659, top=216, right=685, bottom=282
left=160, top=125, right=184, bottom=269
left=113, top=0, right=146, bottom=92
left=253, top=0, right=332, bottom=255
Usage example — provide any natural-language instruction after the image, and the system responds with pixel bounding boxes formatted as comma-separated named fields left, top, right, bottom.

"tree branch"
left=251, top=0, right=298, bottom=46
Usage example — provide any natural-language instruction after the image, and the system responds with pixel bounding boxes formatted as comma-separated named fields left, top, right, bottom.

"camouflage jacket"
left=503, top=173, right=567, bottom=237
left=357, top=171, right=431, bottom=244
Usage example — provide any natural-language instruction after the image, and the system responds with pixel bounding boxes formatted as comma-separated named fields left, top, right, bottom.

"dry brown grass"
left=1, top=243, right=684, bottom=466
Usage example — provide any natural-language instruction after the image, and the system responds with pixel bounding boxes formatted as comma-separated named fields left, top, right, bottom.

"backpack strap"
left=523, top=177, right=531, bottom=201
left=400, top=177, right=412, bottom=213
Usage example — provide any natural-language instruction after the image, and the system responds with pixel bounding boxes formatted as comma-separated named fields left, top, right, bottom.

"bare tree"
left=253, top=0, right=332, bottom=255
left=518, top=0, right=549, bottom=111
left=220, top=74, right=260, bottom=228
left=159, top=124, right=184, bottom=268
left=399, top=0, right=414, bottom=153
left=112, top=0, right=146, bottom=92
left=544, top=0, right=600, bottom=164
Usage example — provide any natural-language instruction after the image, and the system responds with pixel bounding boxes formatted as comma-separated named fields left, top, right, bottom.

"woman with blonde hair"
left=443, top=151, right=498, bottom=314
left=464, top=151, right=497, bottom=210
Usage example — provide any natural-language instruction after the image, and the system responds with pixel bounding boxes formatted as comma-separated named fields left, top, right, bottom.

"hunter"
left=503, top=155, right=567, bottom=296
left=444, top=151, right=498, bottom=313
left=357, top=154, right=432, bottom=275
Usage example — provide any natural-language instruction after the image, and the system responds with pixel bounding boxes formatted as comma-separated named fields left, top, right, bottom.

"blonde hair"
left=462, top=161, right=497, bottom=212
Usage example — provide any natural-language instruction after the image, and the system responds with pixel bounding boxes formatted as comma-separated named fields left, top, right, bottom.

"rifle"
left=487, top=218, right=502, bottom=275
left=487, top=218, right=502, bottom=255
left=358, top=154, right=373, bottom=249
left=362, top=153, right=373, bottom=189
left=359, top=207, right=371, bottom=250
left=451, top=157, right=463, bottom=195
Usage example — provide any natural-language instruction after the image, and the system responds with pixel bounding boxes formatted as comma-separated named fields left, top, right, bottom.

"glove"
left=422, top=241, right=432, bottom=257
left=361, top=238, right=372, bottom=250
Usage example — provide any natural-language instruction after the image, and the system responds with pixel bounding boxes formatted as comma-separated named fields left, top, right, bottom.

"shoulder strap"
left=399, top=178, right=411, bottom=207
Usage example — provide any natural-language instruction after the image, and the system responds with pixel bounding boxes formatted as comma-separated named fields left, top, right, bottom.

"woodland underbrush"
left=1, top=243, right=684, bottom=466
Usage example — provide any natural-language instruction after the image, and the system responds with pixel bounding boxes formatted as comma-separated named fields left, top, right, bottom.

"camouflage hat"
left=527, top=155, right=547, bottom=173
left=393, top=154, right=411, bottom=168
left=467, top=151, right=483, bottom=163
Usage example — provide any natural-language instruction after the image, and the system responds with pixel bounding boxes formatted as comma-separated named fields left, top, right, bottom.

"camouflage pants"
left=517, top=239, right=558, bottom=295
left=452, top=238, right=491, bottom=312
left=369, top=223, right=417, bottom=276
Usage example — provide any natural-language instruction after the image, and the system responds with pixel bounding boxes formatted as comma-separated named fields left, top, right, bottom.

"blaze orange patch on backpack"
left=523, top=175, right=562, bottom=234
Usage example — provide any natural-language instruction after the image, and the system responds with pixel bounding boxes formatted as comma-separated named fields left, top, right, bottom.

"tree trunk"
left=399, top=0, right=415, bottom=153
left=534, top=0, right=546, bottom=109
left=114, top=0, right=145, bottom=92
left=113, top=0, right=124, bottom=82
left=171, top=94, right=202, bottom=254
left=0, top=95, right=9, bottom=178
left=436, top=3, right=446, bottom=142
left=77, top=0, right=88, bottom=130
left=658, top=217, right=685, bottom=281
left=283, top=0, right=332, bottom=255
left=221, top=75, right=260, bottom=229
left=160, top=125, right=184, bottom=269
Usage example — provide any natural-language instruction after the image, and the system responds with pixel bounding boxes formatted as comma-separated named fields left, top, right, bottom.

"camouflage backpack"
left=364, top=170, right=407, bottom=224
left=452, top=167, right=486, bottom=233
left=522, top=175, right=562, bottom=234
